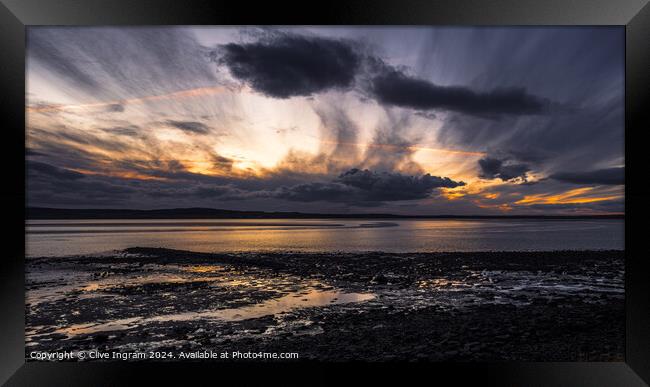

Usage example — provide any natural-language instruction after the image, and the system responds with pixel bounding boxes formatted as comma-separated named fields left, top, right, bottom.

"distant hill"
left=26, top=207, right=625, bottom=220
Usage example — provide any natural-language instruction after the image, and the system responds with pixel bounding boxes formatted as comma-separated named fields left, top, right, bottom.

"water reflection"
left=51, top=288, right=374, bottom=337
left=26, top=218, right=624, bottom=257
left=26, top=260, right=375, bottom=341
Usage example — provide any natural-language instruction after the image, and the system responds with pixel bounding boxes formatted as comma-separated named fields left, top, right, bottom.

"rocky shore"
left=26, top=249, right=624, bottom=361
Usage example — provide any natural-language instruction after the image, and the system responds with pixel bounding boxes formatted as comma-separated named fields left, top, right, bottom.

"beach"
left=26, top=248, right=624, bottom=361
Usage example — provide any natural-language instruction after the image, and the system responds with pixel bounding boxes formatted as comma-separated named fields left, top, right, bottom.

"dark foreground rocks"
left=26, top=249, right=624, bottom=361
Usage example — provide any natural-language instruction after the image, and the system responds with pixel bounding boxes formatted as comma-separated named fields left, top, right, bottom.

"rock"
left=370, top=274, right=388, bottom=285
left=93, top=334, right=109, bottom=343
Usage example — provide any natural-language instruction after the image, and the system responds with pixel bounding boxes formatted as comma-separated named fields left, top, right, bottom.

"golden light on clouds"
left=68, top=168, right=168, bottom=181
left=515, top=187, right=622, bottom=206
left=482, top=193, right=500, bottom=200
left=474, top=201, right=514, bottom=211
left=440, top=187, right=467, bottom=200
left=23, top=27, right=624, bottom=215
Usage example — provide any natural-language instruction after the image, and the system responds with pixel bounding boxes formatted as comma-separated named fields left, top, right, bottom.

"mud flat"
left=25, top=248, right=624, bottom=361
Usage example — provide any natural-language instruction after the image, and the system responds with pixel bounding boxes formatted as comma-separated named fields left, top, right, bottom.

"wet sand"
left=26, top=248, right=624, bottom=361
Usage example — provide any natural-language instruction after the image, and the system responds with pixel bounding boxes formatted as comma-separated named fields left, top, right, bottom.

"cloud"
left=214, top=32, right=551, bottom=119
left=106, top=103, right=125, bottom=112
left=523, top=201, right=624, bottom=212
left=478, top=156, right=530, bottom=182
left=370, top=69, right=549, bottom=117
left=191, top=185, right=240, bottom=199
left=273, top=181, right=355, bottom=202
left=28, top=27, right=218, bottom=101
left=272, top=168, right=464, bottom=204
left=215, top=33, right=361, bottom=98
left=432, top=28, right=624, bottom=186
left=28, top=30, right=99, bottom=90
left=262, top=99, right=363, bottom=178
left=25, top=27, right=624, bottom=215
left=414, top=111, right=437, bottom=120
left=28, top=161, right=136, bottom=206
left=271, top=104, right=424, bottom=177
left=28, top=127, right=131, bottom=155
left=26, top=148, right=45, bottom=156
left=28, top=161, right=85, bottom=180
left=313, top=104, right=360, bottom=168
left=339, top=168, right=464, bottom=198
left=361, top=111, right=422, bottom=174
left=100, top=125, right=141, bottom=137
left=211, top=154, right=235, bottom=171
left=164, top=120, right=211, bottom=134
left=550, top=167, right=624, bottom=185
left=164, top=168, right=465, bottom=207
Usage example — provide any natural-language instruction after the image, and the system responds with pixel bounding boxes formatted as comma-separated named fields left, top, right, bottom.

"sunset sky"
left=26, top=26, right=624, bottom=215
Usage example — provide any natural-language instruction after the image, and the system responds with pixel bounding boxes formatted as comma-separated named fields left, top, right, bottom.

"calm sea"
left=25, top=218, right=624, bottom=257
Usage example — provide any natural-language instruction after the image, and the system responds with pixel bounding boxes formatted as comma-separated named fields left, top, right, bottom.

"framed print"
left=1, top=0, right=649, bottom=385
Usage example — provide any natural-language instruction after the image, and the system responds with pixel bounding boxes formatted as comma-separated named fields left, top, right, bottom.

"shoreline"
left=26, top=248, right=624, bottom=361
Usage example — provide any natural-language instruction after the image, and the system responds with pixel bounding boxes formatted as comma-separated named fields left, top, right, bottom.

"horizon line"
left=26, top=206, right=625, bottom=219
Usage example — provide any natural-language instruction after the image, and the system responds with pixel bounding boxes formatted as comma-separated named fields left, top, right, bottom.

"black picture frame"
left=1, top=0, right=649, bottom=385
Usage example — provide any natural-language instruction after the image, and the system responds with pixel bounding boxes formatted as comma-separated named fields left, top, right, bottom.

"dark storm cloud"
left=338, top=168, right=464, bottom=198
left=271, top=168, right=464, bottom=204
left=213, top=31, right=553, bottom=119
left=370, top=69, right=549, bottom=117
left=164, top=120, right=211, bottom=134
left=550, top=167, right=624, bottom=185
left=215, top=34, right=361, bottom=98
left=214, top=32, right=552, bottom=120
left=273, top=182, right=355, bottom=202
left=478, top=157, right=530, bottom=182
